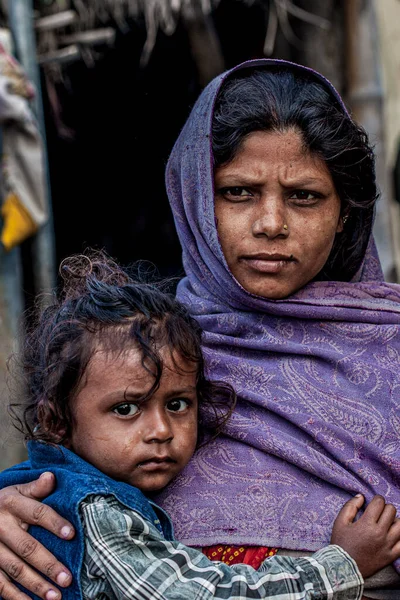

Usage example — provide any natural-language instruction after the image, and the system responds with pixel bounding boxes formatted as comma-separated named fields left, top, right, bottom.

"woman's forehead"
left=213, top=129, right=334, bottom=188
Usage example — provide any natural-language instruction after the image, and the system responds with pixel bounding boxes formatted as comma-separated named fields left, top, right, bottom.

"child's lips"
left=136, top=457, right=176, bottom=470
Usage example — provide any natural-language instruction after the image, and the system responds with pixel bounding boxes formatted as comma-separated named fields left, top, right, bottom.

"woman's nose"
left=143, top=409, right=173, bottom=444
left=251, top=197, right=289, bottom=239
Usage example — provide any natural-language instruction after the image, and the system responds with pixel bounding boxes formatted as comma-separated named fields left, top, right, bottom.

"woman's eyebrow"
left=281, top=180, right=332, bottom=191
left=283, top=175, right=330, bottom=185
left=215, top=174, right=330, bottom=187
left=215, top=174, right=262, bottom=185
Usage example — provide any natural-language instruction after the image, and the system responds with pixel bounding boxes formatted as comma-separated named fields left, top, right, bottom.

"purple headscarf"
left=156, top=59, right=400, bottom=564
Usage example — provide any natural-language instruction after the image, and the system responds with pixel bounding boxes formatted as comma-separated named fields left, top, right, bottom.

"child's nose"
left=143, top=409, right=173, bottom=443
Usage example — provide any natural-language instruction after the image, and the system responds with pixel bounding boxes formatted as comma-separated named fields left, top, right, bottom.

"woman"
left=1, top=59, right=400, bottom=600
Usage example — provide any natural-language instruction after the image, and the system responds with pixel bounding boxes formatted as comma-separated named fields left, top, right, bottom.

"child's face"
left=68, top=345, right=198, bottom=492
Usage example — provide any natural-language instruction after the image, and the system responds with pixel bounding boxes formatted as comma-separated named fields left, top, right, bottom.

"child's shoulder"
left=0, top=458, right=40, bottom=488
left=80, top=493, right=180, bottom=558
left=80, top=493, right=156, bottom=534
left=27, top=442, right=174, bottom=539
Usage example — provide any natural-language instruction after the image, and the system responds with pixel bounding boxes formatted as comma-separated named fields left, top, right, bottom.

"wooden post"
left=0, top=1, right=57, bottom=470
left=181, top=3, right=225, bottom=88
left=0, top=245, right=27, bottom=469
left=8, top=0, right=57, bottom=297
left=0, top=30, right=26, bottom=470
left=295, top=0, right=345, bottom=93
left=344, top=0, right=395, bottom=280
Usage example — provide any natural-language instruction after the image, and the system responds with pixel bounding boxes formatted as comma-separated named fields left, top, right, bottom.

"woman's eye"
left=113, top=403, right=139, bottom=417
left=167, top=399, right=190, bottom=413
left=220, top=187, right=252, bottom=200
left=290, top=190, right=320, bottom=201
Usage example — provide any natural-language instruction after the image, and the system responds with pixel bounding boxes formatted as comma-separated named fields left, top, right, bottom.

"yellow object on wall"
left=1, top=192, right=38, bottom=250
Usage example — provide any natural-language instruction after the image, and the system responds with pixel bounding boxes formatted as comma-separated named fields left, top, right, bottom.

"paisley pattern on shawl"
left=156, top=59, right=400, bottom=567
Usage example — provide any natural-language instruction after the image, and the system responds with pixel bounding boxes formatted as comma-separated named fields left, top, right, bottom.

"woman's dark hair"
left=9, top=249, right=235, bottom=446
left=212, top=67, right=378, bottom=281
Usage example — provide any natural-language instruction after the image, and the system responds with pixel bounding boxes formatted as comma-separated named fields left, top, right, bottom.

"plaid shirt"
left=80, top=495, right=363, bottom=600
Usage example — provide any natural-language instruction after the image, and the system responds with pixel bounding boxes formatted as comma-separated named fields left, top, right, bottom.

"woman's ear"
left=337, top=212, right=349, bottom=233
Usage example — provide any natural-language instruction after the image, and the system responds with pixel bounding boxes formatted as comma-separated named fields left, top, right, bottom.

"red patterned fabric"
left=203, top=544, right=277, bottom=570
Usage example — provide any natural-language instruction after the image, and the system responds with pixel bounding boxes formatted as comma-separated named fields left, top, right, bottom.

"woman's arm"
left=0, top=473, right=74, bottom=600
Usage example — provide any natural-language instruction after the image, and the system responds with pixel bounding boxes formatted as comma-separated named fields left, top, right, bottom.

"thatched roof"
left=32, top=0, right=222, bottom=68
left=27, top=0, right=329, bottom=76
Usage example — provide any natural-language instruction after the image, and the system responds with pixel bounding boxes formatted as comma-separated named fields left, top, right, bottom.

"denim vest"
left=1, top=441, right=174, bottom=600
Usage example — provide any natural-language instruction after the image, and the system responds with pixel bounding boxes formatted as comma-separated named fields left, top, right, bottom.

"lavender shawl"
left=156, top=59, right=400, bottom=561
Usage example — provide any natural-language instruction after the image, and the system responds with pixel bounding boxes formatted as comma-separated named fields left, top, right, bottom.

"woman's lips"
left=241, top=254, right=295, bottom=274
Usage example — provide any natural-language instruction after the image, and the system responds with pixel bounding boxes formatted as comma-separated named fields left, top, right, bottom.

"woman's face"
left=214, top=129, right=343, bottom=299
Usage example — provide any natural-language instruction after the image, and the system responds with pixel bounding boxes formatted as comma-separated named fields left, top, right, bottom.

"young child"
left=3, top=250, right=400, bottom=600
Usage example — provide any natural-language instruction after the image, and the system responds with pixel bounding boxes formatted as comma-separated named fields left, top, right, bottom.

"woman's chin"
left=239, top=279, right=307, bottom=300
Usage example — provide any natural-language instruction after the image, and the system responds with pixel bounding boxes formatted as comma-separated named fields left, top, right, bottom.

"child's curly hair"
left=9, top=249, right=236, bottom=446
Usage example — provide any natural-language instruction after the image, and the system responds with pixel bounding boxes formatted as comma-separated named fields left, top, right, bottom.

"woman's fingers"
left=0, top=481, right=73, bottom=591
left=0, top=481, right=74, bottom=540
left=0, top=543, right=63, bottom=600
left=0, top=526, right=71, bottom=590
left=0, top=570, right=32, bottom=600
left=14, top=473, right=57, bottom=501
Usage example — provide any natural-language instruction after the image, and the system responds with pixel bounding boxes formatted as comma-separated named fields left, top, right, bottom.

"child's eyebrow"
left=102, top=386, right=198, bottom=405
left=122, top=391, right=149, bottom=402
left=125, top=386, right=198, bottom=401
left=164, top=386, right=197, bottom=398
left=101, top=390, right=147, bottom=403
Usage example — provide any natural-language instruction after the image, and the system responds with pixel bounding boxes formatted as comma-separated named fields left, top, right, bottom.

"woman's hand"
left=331, top=494, right=400, bottom=579
left=0, top=472, right=74, bottom=600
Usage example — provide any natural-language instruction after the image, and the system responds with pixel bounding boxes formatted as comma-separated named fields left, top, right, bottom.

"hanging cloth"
left=0, top=41, right=47, bottom=251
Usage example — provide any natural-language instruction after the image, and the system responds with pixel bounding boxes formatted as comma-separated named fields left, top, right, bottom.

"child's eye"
left=167, top=399, right=190, bottom=412
left=113, top=403, right=139, bottom=417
